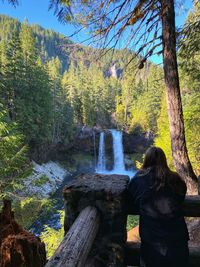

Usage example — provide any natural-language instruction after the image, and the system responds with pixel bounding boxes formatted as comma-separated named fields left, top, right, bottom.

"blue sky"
left=0, top=0, right=193, bottom=64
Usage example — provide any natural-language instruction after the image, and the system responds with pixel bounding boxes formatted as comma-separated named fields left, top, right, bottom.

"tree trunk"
left=161, top=0, right=197, bottom=194
left=0, top=200, right=46, bottom=267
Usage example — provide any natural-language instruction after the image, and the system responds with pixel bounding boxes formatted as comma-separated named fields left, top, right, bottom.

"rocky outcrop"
left=63, top=127, right=151, bottom=157
left=30, top=126, right=152, bottom=165
left=0, top=200, right=46, bottom=267
left=104, top=64, right=123, bottom=79
left=123, top=131, right=153, bottom=154
left=22, top=161, right=69, bottom=198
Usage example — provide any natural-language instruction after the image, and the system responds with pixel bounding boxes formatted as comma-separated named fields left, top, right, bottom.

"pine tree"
left=0, top=31, right=23, bottom=121
left=47, top=57, right=63, bottom=143
left=17, top=20, right=53, bottom=144
left=154, top=94, right=173, bottom=168
left=0, top=104, right=28, bottom=196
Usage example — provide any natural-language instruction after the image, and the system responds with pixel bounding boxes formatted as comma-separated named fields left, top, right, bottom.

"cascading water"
left=96, top=132, right=106, bottom=172
left=93, top=131, right=97, bottom=167
left=110, top=129, right=125, bottom=172
left=96, top=129, right=136, bottom=178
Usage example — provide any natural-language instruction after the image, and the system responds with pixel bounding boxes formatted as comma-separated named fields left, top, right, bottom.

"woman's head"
left=142, top=147, right=170, bottom=190
left=141, top=146, right=186, bottom=194
left=142, top=146, right=169, bottom=170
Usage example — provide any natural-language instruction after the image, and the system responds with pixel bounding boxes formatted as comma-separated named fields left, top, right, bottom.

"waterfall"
left=96, top=132, right=106, bottom=172
left=96, top=129, right=136, bottom=178
left=93, top=131, right=97, bottom=167
left=110, top=129, right=125, bottom=172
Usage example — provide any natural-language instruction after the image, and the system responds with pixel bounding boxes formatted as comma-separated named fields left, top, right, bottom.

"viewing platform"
left=45, top=173, right=200, bottom=267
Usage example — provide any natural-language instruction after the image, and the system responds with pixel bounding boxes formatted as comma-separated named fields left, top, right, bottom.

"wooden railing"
left=46, top=174, right=200, bottom=267
left=45, top=206, right=100, bottom=267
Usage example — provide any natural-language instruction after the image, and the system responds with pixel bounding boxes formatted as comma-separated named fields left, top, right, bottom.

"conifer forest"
left=0, top=0, right=199, bottom=264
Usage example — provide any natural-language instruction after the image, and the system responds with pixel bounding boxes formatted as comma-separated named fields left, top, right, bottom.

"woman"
left=128, top=146, right=189, bottom=267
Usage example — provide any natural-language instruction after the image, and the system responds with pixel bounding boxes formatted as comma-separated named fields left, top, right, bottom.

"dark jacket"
left=127, top=168, right=189, bottom=244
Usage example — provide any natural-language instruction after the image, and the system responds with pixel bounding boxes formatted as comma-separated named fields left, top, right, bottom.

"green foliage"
left=17, top=22, right=53, bottom=144
left=183, top=91, right=200, bottom=173
left=179, top=1, right=200, bottom=91
left=178, top=2, right=200, bottom=174
left=62, top=61, right=119, bottom=127
left=127, top=215, right=139, bottom=231
left=154, top=95, right=174, bottom=169
left=33, top=175, right=49, bottom=186
left=114, top=62, right=164, bottom=133
left=14, top=197, right=49, bottom=229
left=40, top=211, right=64, bottom=259
left=0, top=106, right=29, bottom=195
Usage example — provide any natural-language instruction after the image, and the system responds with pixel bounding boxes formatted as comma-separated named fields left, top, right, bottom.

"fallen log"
left=45, top=206, right=100, bottom=267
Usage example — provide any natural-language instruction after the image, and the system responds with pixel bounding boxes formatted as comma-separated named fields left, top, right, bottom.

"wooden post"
left=125, top=242, right=200, bottom=267
left=45, top=206, right=100, bottom=267
left=126, top=196, right=200, bottom=217
left=63, top=173, right=129, bottom=267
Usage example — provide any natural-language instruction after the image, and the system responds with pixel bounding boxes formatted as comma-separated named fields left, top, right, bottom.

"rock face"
left=22, top=161, right=68, bottom=198
left=123, top=131, right=152, bottom=154
left=63, top=173, right=129, bottom=267
left=30, top=126, right=152, bottom=165
left=63, top=128, right=152, bottom=158
left=0, top=200, right=46, bottom=267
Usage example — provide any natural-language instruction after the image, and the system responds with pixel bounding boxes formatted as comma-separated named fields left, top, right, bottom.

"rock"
left=123, top=131, right=152, bottom=154
left=0, top=200, right=46, bottom=267
left=22, top=161, right=68, bottom=198
left=124, top=155, right=134, bottom=169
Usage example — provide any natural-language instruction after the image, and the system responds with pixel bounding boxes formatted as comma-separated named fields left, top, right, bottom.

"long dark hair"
left=141, top=147, right=186, bottom=194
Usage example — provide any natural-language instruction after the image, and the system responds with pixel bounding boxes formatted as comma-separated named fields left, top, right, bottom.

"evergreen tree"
left=47, top=57, right=63, bottom=143
left=154, top=95, right=173, bottom=167
left=0, top=32, right=23, bottom=121
left=178, top=1, right=200, bottom=174
left=0, top=105, right=28, bottom=196
left=17, top=20, right=53, bottom=144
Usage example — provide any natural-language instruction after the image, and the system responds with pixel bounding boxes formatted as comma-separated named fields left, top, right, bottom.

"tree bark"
left=161, top=0, right=197, bottom=194
left=0, top=200, right=46, bottom=267
left=45, top=206, right=100, bottom=267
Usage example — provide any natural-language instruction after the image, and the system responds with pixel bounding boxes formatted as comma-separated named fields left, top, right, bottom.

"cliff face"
left=57, top=127, right=151, bottom=153
left=0, top=200, right=46, bottom=267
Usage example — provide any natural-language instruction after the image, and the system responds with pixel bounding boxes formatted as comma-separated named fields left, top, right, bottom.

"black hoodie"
left=127, top=168, right=189, bottom=244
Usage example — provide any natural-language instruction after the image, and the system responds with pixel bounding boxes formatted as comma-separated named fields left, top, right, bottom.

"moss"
left=33, top=175, right=49, bottom=186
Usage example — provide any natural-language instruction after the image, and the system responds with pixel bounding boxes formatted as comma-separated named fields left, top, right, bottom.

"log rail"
left=46, top=206, right=100, bottom=267
left=45, top=174, right=200, bottom=267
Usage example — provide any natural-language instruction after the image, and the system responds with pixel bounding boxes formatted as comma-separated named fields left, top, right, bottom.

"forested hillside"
left=0, top=8, right=199, bottom=199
